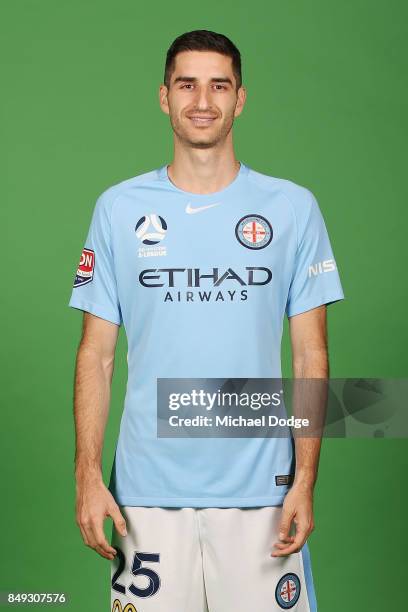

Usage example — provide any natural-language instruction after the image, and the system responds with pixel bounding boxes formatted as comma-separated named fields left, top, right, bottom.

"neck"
left=167, top=142, right=240, bottom=195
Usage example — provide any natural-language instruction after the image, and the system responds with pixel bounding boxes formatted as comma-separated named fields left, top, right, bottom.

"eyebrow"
left=173, top=76, right=233, bottom=86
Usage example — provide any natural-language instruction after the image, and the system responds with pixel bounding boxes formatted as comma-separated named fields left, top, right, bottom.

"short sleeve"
left=285, top=190, right=345, bottom=318
left=68, top=190, right=122, bottom=325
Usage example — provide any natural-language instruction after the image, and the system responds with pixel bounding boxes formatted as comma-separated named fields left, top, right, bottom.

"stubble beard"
left=169, top=109, right=235, bottom=150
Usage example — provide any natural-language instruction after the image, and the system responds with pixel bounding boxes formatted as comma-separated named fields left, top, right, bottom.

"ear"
left=234, top=85, right=247, bottom=118
left=159, top=84, right=170, bottom=116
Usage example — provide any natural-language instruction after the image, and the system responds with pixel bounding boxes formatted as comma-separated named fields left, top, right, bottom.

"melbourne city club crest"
left=235, top=214, right=273, bottom=249
left=135, top=213, right=167, bottom=258
left=275, top=573, right=301, bottom=609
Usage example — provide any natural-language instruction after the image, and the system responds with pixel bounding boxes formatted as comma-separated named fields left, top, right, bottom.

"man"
left=69, top=29, right=345, bottom=612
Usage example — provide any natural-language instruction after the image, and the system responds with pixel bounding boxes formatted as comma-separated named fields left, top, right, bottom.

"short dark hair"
left=164, top=30, right=242, bottom=91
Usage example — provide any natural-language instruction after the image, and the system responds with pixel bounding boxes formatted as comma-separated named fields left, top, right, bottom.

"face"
left=159, top=50, right=246, bottom=149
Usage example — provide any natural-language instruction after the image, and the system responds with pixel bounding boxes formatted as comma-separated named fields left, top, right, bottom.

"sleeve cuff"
left=68, top=297, right=122, bottom=326
left=286, top=292, right=345, bottom=318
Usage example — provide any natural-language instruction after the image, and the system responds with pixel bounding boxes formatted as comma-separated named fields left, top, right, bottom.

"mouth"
left=188, top=116, right=217, bottom=126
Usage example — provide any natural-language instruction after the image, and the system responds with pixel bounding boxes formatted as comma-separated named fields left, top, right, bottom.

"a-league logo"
left=135, top=214, right=167, bottom=245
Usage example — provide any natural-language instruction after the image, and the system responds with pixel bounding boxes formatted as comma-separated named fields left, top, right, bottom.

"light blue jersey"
left=68, top=161, right=345, bottom=507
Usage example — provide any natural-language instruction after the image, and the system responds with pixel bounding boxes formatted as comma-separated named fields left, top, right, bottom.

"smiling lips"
left=188, top=115, right=217, bottom=126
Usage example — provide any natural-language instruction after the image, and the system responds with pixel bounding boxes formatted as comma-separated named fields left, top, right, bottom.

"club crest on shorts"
left=235, top=214, right=273, bottom=249
left=275, top=573, right=301, bottom=609
left=73, top=248, right=95, bottom=288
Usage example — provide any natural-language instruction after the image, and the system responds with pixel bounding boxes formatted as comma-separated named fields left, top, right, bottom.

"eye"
left=214, top=84, right=227, bottom=90
left=180, top=83, right=193, bottom=89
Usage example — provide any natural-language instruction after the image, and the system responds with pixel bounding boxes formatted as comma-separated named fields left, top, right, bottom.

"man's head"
left=159, top=30, right=246, bottom=149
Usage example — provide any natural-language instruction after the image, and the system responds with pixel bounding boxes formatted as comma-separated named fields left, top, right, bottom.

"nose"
left=194, top=84, right=213, bottom=111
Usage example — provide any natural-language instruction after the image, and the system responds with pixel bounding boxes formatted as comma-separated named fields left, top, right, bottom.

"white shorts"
left=110, top=506, right=317, bottom=612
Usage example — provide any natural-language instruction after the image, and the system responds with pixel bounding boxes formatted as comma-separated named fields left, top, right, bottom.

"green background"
left=2, top=0, right=407, bottom=609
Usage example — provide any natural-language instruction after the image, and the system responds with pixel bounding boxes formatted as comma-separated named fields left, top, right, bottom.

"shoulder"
left=247, top=166, right=316, bottom=216
left=92, top=167, right=161, bottom=217
left=247, top=165, right=319, bottom=241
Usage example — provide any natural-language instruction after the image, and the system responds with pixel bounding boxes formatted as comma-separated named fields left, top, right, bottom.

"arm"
left=74, top=311, right=127, bottom=560
left=272, top=304, right=328, bottom=557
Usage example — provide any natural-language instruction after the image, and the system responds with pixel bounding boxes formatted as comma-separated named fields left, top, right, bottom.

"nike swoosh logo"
left=185, top=202, right=221, bottom=214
